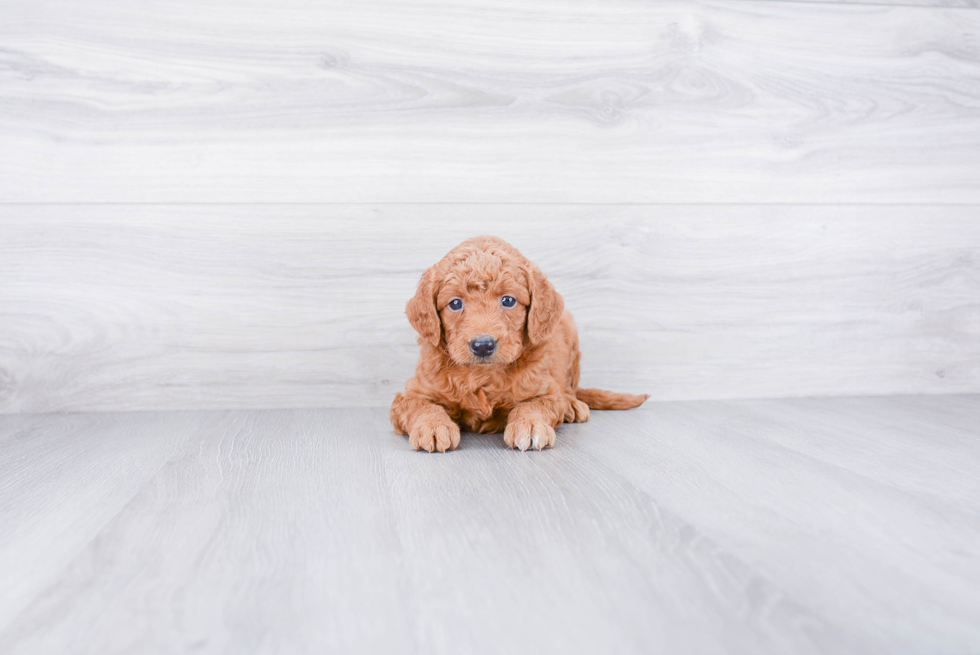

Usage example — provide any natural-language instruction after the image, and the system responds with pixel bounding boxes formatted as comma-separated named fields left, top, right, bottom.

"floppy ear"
left=526, top=262, right=564, bottom=345
left=406, top=266, right=442, bottom=347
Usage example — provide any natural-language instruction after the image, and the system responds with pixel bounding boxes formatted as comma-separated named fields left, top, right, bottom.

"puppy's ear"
left=526, top=262, right=564, bottom=345
left=406, top=267, right=442, bottom=346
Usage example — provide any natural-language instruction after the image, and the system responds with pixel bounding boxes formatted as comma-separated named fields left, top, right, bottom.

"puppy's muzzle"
left=469, top=335, right=497, bottom=359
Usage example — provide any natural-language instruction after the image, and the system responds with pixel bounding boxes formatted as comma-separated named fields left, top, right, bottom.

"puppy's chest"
left=454, top=382, right=512, bottom=418
left=447, top=370, right=540, bottom=419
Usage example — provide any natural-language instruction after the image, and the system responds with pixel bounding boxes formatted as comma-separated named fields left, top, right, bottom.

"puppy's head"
left=406, top=236, right=563, bottom=366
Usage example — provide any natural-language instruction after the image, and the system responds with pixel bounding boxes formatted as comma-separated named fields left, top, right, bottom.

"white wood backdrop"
left=1, top=205, right=977, bottom=412
left=2, top=0, right=979, bottom=412
left=2, top=0, right=980, bottom=204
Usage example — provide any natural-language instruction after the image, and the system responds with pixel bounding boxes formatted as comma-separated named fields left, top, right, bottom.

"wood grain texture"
left=1, top=396, right=978, bottom=654
left=2, top=204, right=978, bottom=413
left=750, top=0, right=980, bottom=7
left=2, top=0, right=980, bottom=203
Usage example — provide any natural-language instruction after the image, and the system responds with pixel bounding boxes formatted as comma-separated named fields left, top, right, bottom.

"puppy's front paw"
left=504, top=418, right=556, bottom=451
left=409, top=417, right=461, bottom=453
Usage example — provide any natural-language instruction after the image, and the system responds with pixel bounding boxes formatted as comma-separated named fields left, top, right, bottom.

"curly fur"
left=391, top=235, right=648, bottom=452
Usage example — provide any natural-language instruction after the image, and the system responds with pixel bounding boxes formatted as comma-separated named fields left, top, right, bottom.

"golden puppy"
left=391, top=236, right=648, bottom=452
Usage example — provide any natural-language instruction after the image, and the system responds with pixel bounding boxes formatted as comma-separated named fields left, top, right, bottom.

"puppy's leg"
left=391, top=393, right=461, bottom=453
left=563, top=392, right=590, bottom=424
left=504, top=394, right=566, bottom=451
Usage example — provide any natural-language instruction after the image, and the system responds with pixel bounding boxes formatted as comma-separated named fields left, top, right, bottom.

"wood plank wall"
left=1, top=0, right=979, bottom=412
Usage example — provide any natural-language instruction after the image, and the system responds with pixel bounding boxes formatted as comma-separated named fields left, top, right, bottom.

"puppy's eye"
left=500, top=295, right=517, bottom=308
left=448, top=298, right=464, bottom=311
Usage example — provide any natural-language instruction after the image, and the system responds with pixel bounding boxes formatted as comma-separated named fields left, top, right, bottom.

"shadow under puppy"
left=391, top=235, right=648, bottom=452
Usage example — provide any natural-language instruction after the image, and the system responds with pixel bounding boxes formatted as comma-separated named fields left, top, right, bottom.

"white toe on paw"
left=505, top=420, right=555, bottom=451
left=534, top=424, right=556, bottom=450
left=515, top=431, right=531, bottom=451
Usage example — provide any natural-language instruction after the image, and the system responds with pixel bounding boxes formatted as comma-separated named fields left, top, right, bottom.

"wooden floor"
left=1, top=395, right=977, bottom=654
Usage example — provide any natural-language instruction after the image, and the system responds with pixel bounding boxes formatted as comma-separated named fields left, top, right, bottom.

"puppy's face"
left=436, top=274, right=530, bottom=366
left=406, top=236, right=564, bottom=367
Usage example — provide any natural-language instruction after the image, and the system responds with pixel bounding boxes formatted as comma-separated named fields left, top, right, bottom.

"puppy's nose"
left=469, top=335, right=497, bottom=358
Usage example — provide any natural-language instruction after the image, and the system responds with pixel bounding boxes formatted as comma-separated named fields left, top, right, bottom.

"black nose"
left=469, top=335, right=497, bottom=358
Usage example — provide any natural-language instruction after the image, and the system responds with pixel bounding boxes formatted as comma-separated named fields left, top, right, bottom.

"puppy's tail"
left=575, top=388, right=649, bottom=410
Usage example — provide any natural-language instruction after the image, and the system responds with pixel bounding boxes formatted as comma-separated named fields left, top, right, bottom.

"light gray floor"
left=1, top=395, right=978, bottom=654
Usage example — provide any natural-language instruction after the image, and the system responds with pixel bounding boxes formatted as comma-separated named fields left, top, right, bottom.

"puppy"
left=391, top=236, right=648, bottom=452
